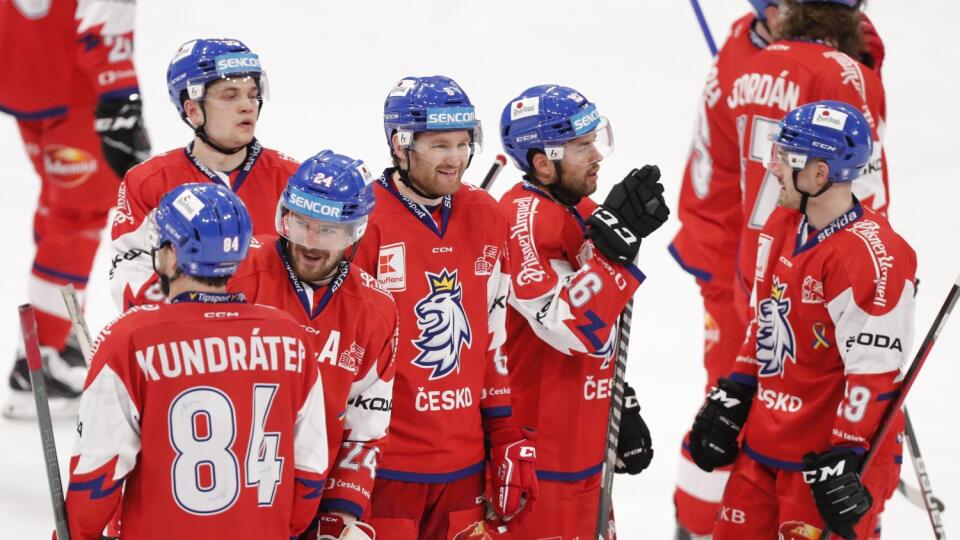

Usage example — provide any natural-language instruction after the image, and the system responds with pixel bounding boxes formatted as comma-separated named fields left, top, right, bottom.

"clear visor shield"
left=145, top=210, right=163, bottom=251
left=276, top=206, right=366, bottom=252
left=764, top=140, right=809, bottom=172
left=544, top=117, right=614, bottom=165
left=399, top=124, right=483, bottom=166
left=188, top=72, right=270, bottom=109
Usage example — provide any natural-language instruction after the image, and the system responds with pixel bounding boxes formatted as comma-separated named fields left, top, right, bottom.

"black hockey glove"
left=94, top=94, right=151, bottom=179
left=803, top=449, right=873, bottom=540
left=615, top=382, right=653, bottom=474
left=689, top=377, right=753, bottom=472
left=585, top=165, right=670, bottom=264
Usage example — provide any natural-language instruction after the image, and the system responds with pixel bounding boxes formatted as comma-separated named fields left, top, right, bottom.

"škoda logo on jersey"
left=43, top=145, right=98, bottom=187
left=412, top=269, right=472, bottom=380
left=756, top=276, right=797, bottom=378
left=376, top=242, right=406, bottom=291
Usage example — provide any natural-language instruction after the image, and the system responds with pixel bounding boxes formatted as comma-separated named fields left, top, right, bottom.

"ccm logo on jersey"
left=845, top=332, right=903, bottom=351
left=377, top=242, right=406, bottom=291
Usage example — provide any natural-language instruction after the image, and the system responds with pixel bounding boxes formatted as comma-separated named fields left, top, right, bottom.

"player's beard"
left=551, top=162, right=600, bottom=205
left=288, top=243, right=342, bottom=284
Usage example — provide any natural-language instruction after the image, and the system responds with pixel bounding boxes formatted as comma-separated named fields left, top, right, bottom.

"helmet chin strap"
left=397, top=149, right=444, bottom=200
left=793, top=169, right=833, bottom=214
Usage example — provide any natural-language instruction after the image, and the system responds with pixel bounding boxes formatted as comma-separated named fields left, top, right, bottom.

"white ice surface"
left=1, top=1, right=958, bottom=537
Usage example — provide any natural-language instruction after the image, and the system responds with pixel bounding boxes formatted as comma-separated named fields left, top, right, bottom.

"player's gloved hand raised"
left=486, top=426, right=538, bottom=526
left=689, top=377, right=753, bottom=472
left=615, top=382, right=653, bottom=474
left=311, top=512, right=375, bottom=540
left=94, top=93, right=151, bottom=179
left=803, top=449, right=873, bottom=540
left=585, top=165, right=670, bottom=264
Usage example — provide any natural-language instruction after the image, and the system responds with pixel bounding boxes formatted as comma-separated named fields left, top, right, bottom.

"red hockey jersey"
left=670, top=13, right=763, bottom=289
left=109, top=141, right=297, bottom=310
left=229, top=236, right=398, bottom=518
left=498, top=181, right=644, bottom=479
left=352, top=170, right=512, bottom=482
left=728, top=40, right=889, bottom=308
left=0, top=0, right=140, bottom=118
left=65, top=295, right=329, bottom=540
left=730, top=203, right=915, bottom=469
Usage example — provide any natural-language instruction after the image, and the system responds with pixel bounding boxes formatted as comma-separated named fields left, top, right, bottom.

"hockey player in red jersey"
left=64, top=183, right=329, bottom=539
left=228, top=150, right=398, bottom=540
left=1, top=0, right=150, bottom=419
left=109, top=38, right=298, bottom=311
left=352, top=76, right=536, bottom=538
left=728, top=0, right=889, bottom=319
left=671, top=2, right=889, bottom=535
left=496, top=85, right=668, bottom=538
left=688, top=101, right=914, bottom=539
left=670, top=4, right=781, bottom=532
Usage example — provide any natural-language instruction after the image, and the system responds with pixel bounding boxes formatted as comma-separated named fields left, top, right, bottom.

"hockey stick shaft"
left=480, top=154, right=507, bottom=192
left=825, top=273, right=960, bottom=540
left=902, top=408, right=947, bottom=538
left=19, top=304, right=71, bottom=540
left=861, top=273, right=959, bottom=475
left=595, top=298, right=633, bottom=540
left=689, top=0, right=718, bottom=56
left=60, top=284, right=92, bottom=364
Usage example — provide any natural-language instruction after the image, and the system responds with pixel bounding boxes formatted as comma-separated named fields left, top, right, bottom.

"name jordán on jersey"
left=135, top=330, right=307, bottom=381
left=727, top=70, right=800, bottom=112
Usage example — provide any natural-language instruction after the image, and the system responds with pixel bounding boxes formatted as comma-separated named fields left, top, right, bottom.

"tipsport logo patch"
left=426, top=107, right=476, bottom=129
left=756, top=276, right=797, bottom=377
left=215, top=53, right=261, bottom=77
left=411, top=269, right=472, bottom=380
left=42, top=145, right=98, bottom=187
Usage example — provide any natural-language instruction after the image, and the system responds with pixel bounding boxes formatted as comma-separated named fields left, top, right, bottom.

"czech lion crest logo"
left=412, top=269, right=472, bottom=380
left=756, top=276, right=796, bottom=377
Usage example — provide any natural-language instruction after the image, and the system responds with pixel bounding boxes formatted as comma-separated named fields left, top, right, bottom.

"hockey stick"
left=823, top=272, right=960, bottom=540
left=19, top=304, right=72, bottom=540
left=480, top=154, right=507, bottom=192
left=595, top=298, right=634, bottom=540
left=902, top=408, right=947, bottom=538
left=689, top=0, right=718, bottom=56
left=60, top=284, right=92, bottom=364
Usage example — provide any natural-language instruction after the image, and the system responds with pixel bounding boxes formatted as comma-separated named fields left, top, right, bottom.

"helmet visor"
left=764, top=137, right=809, bottom=171
left=276, top=206, right=366, bottom=251
left=544, top=117, right=614, bottom=165
left=188, top=72, right=270, bottom=108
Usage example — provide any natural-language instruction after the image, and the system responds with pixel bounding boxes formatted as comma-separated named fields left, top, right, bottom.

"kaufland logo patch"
left=426, top=107, right=475, bottom=129
left=510, top=97, right=540, bottom=121
left=812, top=106, right=847, bottom=131
left=215, top=53, right=260, bottom=76
left=42, top=145, right=98, bottom=187
left=377, top=242, right=406, bottom=291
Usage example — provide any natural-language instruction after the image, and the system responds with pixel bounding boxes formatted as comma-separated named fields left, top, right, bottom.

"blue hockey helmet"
left=277, top=150, right=376, bottom=251
left=500, top=84, right=614, bottom=172
left=382, top=75, right=483, bottom=158
left=768, top=100, right=873, bottom=183
left=748, top=0, right=779, bottom=19
left=148, top=183, right=252, bottom=277
left=166, top=38, right=268, bottom=122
